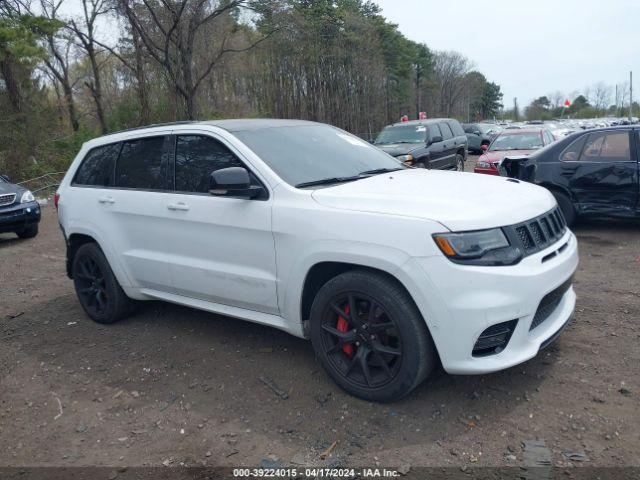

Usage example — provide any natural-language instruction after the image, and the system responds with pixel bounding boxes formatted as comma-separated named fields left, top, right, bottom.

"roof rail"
left=105, top=120, right=199, bottom=136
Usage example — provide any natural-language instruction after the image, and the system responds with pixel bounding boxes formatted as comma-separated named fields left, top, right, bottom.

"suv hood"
left=311, top=169, right=555, bottom=231
left=375, top=144, right=421, bottom=157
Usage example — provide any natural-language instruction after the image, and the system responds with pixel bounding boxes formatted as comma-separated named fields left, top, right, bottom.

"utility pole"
left=629, top=71, right=633, bottom=121
left=514, top=97, right=518, bottom=121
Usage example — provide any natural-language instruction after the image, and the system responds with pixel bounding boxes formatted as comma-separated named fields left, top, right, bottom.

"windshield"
left=374, top=125, right=428, bottom=144
left=234, top=125, right=405, bottom=187
left=489, top=133, right=543, bottom=151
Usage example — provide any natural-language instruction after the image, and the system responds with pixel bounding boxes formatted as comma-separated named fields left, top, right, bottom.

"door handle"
left=98, top=196, right=115, bottom=204
left=167, top=202, right=190, bottom=211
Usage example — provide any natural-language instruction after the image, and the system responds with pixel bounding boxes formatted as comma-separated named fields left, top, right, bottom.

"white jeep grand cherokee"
left=56, top=119, right=578, bottom=402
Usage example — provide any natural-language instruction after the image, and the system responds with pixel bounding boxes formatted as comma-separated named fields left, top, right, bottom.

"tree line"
left=0, top=0, right=504, bottom=179
left=501, top=81, right=638, bottom=121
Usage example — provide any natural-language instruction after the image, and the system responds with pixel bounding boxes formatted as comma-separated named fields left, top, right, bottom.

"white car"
left=56, top=119, right=578, bottom=402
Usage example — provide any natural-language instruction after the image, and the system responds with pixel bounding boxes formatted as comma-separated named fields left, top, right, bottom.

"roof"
left=387, top=118, right=452, bottom=127
left=104, top=118, right=319, bottom=137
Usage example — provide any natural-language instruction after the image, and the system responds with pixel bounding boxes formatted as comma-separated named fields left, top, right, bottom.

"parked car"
left=374, top=119, right=468, bottom=171
left=56, top=119, right=578, bottom=402
left=0, top=174, right=40, bottom=238
left=463, top=123, right=501, bottom=153
left=474, top=128, right=556, bottom=175
left=501, top=126, right=639, bottom=226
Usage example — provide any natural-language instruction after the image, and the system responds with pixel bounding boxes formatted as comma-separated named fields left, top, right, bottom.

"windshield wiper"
left=359, top=167, right=404, bottom=176
left=295, top=176, right=362, bottom=188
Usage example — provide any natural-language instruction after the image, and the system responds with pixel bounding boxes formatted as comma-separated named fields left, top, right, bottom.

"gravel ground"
left=1, top=161, right=639, bottom=470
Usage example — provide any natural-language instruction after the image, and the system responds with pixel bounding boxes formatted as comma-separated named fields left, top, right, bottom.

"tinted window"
left=439, top=122, right=453, bottom=140
left=115, top=137, right=167, bottom=189
left=73, top=143, right=120, bottom=187
left=581, top=131, right=630, bottom=162
left=463, top=124, right=476, bottom=134
left=560, top=135, right=587, bottom=162
left=175, top=135, right=244, bottom=193
left=429, top=125, right=442, bottom=140
left=448, top=120, right=465, bottom=137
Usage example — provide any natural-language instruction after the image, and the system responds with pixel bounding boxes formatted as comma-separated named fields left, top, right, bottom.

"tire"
left=72, top=242, right=135, bottom=324
left=17, top=224, right=38, bottom=239
left=455, top=154, right=464, bottom=172
left=310, top=270, right=436, bottom=402
left=552, top=191, right=576, bottom=227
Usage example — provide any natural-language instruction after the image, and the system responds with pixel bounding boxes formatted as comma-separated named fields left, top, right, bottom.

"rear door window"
left=560, top=135, right=587, bottom=162
left=174, top=135, right=244, bottom=193
left=115, top=136, right=168, bottom=190
left=439, top=122, right=453, bottom=140
left=73, top=143, right=120, bottom=187
left=581, top=131, right=631, bottom=162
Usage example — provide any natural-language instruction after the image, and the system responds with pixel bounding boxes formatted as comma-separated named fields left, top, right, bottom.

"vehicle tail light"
left=54, top=192, right=60, bottom=209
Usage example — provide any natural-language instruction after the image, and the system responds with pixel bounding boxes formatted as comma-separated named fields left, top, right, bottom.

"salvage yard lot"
left=1, top=168, right=639, bottom=469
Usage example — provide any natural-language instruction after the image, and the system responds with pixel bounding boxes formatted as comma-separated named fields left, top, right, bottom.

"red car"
left=474, top=128, right=555, bottom=175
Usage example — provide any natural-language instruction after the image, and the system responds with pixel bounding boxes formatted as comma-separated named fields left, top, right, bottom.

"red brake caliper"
left=336, top=304, right=354, bottom=357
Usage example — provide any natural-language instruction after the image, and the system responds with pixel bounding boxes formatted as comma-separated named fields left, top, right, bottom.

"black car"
left=501, top=126, right=639, bottom=226
left=0, top=174, right=40, bottom=238
left=374, top=119, right=468, bottom=171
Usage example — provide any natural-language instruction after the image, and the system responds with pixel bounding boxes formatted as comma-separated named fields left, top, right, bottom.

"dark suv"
left=374, top=119, right=468, bottom=171
left=0, top=174, right=40, bottom=238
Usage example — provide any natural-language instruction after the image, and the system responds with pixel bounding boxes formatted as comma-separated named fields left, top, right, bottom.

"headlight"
left=433, top=228, right=522, bottom=266
left=476, top=161, right=492, bottom=169
left=20, top=190, right=35, bottom=203
left=396, top=154, right=413, bottom=164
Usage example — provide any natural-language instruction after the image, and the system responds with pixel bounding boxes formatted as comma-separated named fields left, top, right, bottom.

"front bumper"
left=406, top=230, right=578, bottom=374
left=0, top=201, right=41, bottom=233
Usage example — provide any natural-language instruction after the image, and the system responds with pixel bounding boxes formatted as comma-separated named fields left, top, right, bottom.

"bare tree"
left=592, top=81, right=611, bottom=113
left=37, top=0, right=81, bottom=131
left=119, top=0, right=272, bottom=119
left=68, top=0, right=114, bottom=133
left=432, top=50, right=471, bottom=117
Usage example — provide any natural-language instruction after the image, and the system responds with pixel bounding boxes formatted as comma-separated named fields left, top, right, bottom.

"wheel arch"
left=66, top=233, right=99, bottom=278
left=300, top=261, right=425, bottom=335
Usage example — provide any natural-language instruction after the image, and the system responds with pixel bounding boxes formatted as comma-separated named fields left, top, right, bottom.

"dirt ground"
left=1, top=161, right=639, bottom=471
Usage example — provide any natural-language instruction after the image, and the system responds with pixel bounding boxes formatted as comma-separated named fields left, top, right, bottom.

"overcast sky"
left=375, top=0, right=639, bottom=108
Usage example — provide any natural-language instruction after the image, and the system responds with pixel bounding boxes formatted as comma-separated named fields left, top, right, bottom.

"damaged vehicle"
left=501, top=126, right=639, bottom=226
left=56, top=119, right=578, bottom=402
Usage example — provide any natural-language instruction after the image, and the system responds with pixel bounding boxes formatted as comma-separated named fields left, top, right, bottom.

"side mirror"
left=209, top=167, right=263, bottom=199
left=481, top=144, right=489, bottom=152
left=474, top=130, right=482, bottom=136
left=429, top=135, right=443, bottom=145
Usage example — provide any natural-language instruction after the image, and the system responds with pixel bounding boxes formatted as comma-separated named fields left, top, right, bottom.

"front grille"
left=506, top=207, right=567, bottom=257
left=0, top=193, right=16, bottom=207
left=530, top=275, right=573, bottom=330
left=473, top=320, right=518, bottom=357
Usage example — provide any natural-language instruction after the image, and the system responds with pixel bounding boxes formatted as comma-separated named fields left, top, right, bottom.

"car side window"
left=463, top=124, right=475, bottom=134
left=73, top=143, right=120, bottom=187
left=449, top=120, right=465, bottom=137
left=427, top=125, right=440, bottom=140
left=580, top=131, right=630, bottom=163
left=543, top=130, right=554, bottom=145
left=175, top=135, right=245, bottom=193
left=439, top=122, right=453, bottom=140
left=560, top=135, right=587, bottom=162
left=115, top=136, right=168, bottom=190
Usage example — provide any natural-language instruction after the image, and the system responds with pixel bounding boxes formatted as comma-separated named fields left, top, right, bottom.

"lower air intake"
left=473, top=320, right=518, bottom=357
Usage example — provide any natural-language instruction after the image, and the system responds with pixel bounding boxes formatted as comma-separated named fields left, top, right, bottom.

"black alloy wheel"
left=319, top=292, right=403, bottom=389
left=75, top=254, right=109, bottom=317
